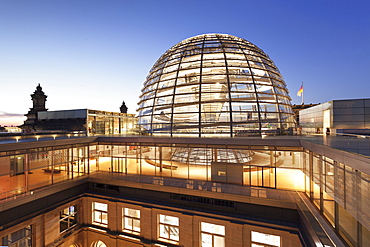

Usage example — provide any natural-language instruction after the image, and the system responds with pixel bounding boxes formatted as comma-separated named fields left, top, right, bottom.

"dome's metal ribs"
left=218, top=34, right=234, bottom=137
left=198, top=36, right=206, bottom=137
left=137, top=34, right=295, bottom=137
left=169, top=44, right=187, bottom=137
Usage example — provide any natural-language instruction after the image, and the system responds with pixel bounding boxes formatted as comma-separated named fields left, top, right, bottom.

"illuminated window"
left=251, top=231, right=281, bottom=247
left=92, top=202, right=108, bottom=226
left=158, top=214, right=179, bottom=244
left=60, top=205, right=77, bottom=232
left=123, top=208, right=140, bottom=234
left=1, top=225, right=32, bottom=247
left=201, top=222, right=225, bottom=247
left=217, top=171, right=226, bottom=176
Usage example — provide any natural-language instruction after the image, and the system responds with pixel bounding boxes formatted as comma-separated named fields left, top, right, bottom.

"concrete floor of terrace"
left=300, top=134, right=370, bottom=157
left=1, top=132, right=370, bottom=159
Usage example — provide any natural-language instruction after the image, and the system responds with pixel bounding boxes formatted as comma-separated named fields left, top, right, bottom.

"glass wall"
left=94, top=142, right=304, bottom=191
left=0, top=144, right=91, bottom=201
left=332, top=99, right=370, bottom=130
left=299, top=102, right=332, bottom=134
left=303, top=150, right=370, bottom=247
left=86, top=110, right=137, bottom=136
left=0, top=142, right=305, bottom=201
left=300, top=99, right=370, bottom=135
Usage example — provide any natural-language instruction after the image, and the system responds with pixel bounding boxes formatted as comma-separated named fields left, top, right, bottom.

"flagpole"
left=302, top=81, right=304, bottom=105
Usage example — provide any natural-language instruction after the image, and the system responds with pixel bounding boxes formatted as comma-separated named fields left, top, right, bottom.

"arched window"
left=69, top=244, right=82, bottom=247
left=91, top=240, right=107, bottom=247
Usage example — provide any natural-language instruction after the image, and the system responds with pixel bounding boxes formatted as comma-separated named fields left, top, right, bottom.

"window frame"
left=200, top=222, right=225, bottom=247
left=251, top=231, right=281, bottom=247
left=123, top=207, right=141, bottom=235
left=92, top=202, right=108, bottom=227
left=1, top=225, right=33, bottom=247
left=60, top=205, right=78, bottom=233
left=158, top=214, right=180, bottom=244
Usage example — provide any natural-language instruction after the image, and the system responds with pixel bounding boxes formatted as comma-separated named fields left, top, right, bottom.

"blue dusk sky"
left=1, top=0, right=370, bottom=126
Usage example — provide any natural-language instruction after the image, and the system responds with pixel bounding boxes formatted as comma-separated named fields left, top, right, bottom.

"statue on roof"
left=120, top=101, right=128, bottom=113
left=31, top=83, right=48, bottom=111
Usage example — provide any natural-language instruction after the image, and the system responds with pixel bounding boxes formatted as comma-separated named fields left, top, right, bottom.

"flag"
left=297, top=85, right=303, bottom=97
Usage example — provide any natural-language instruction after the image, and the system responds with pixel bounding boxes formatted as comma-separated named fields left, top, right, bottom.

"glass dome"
left=137, top=33, right=295, bottom=137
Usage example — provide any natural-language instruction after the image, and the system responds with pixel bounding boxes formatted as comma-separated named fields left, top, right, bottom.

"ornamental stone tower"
left=22, top=84, right=48, bottom=130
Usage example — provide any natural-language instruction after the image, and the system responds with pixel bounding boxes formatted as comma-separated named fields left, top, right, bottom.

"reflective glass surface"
left=138, top=34, right=295, bottom=137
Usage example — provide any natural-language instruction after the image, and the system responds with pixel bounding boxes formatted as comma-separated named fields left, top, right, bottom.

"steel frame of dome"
left=137, top=33, right=295, bottom=137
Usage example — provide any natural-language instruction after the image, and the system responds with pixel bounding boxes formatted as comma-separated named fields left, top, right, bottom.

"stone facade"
left=0, top=195, right=301, bottom=247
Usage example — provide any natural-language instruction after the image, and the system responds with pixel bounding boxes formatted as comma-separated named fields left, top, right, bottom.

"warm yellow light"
left=52, top=134, right=57, bottom=140
left=35, top=135, right=40, bottom=141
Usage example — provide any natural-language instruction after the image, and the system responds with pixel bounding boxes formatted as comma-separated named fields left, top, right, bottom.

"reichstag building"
left=0, top=34, right=369, bottom=247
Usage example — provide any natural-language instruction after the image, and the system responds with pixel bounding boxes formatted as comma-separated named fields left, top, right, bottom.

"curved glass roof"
left=137, top=33, right=295, bottom=137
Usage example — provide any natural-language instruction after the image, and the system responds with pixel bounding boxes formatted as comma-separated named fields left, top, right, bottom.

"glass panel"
left=125, top=208, right=140, bottom=218
left=338, top=204, right=357, bottom=246
left=94, top=202, right=107, bottom=211
left=133, top=219, right=140, bottom=232
left=159, top=214, right=179, bottom=226
left=159, top=224, right=167, bottom=238
left=100, top=213, right=108, bottom=225
left=251, top=244, right=265, bottom=247
left=2, top=225, right=32, bottom=247
left=251, top=231, right=281, bottom=247
left=323, top=191, right=335, bottom=227
left=169, top=226, right=179, bottom=241
left=124, top=218, right=133, bottom=229
left=214, top=235, right=225, bottom=247
left=201, top=222, right=225, bottom=235
left=201, top=233, right=213, bottom=247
